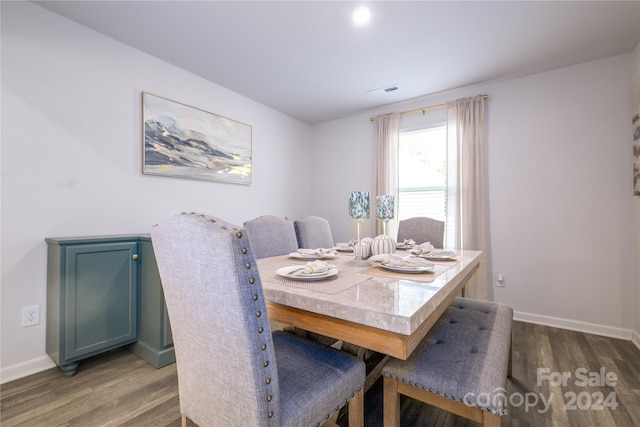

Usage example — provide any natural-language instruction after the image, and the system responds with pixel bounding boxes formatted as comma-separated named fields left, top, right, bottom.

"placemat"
left=273, top=271, right=372, bottom=294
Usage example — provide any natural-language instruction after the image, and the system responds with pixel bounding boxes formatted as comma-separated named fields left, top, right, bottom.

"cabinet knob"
left=132, top=254, right=139, bottom=260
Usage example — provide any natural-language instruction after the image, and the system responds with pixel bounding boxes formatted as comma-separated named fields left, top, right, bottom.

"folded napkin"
left=369, top=253, right=434, bottom=268
left=398, top=239, right=416, bottom=248
left=297, top=248, right=337, bottom=256
left=290, top=260, right=331, bottom=276
left=409, top=244, right=457, bottom=259
left=410, top=242, right=436, bottom=255
left=336, top=240, right=358, bottom=249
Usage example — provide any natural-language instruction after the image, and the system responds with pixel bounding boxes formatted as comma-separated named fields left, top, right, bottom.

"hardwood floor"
left=2, top=321, right=639, bottom=426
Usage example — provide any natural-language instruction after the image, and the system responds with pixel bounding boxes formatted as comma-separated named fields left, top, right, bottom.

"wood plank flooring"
left=2, top=321, right=639, bottom=426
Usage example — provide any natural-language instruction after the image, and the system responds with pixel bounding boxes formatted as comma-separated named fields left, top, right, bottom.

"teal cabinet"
left=129, top=237, right=175, bottom=368
left=46, top=235, right=175, bottom=377
left=46, top=236, right=139, bottom=377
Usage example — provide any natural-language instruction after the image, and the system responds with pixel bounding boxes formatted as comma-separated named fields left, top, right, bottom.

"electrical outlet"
left=495, top=272, right=506, bottom=288
left=22, top=305, right=40, bottom=327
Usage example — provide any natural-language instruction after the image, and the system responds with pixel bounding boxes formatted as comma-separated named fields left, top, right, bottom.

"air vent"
left=367, top=85, right=399, bottom=96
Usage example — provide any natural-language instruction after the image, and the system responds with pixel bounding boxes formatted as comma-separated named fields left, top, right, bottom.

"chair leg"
left=483, top=411, right=502, bottom=427
left=383, top=376, right=400, bottom=427
left=348, top=388, right=365, bottom=427
left=181, top=415, right=187, bottom=427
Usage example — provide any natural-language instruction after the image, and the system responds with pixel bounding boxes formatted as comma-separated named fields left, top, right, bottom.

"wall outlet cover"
left=22, top=305, right=40, bottom=327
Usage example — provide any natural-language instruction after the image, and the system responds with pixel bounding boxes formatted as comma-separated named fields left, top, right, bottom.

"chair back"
left=151, top=212, right=280, bottom=426
left=294, top=216, right=334, bottom=249
left=397, top=216, right=445, bottom=248
left=243, top=215, right=298, bottom=258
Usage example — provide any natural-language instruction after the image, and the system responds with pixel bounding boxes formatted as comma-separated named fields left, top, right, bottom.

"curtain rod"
left=369, top=94, right=488, bottom=122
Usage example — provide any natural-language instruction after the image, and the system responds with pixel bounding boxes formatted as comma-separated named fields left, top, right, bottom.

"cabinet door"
left=64, top=242, right=138, bottom=360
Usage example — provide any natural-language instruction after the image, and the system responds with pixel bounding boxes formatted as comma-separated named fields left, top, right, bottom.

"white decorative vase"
left=370, top=235, right=396, bottom=256
left=354, top=241, right=371, bottom=259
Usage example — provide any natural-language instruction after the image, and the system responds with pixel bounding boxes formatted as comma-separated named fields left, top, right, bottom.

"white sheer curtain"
left=446, top=96, right=489, bottom=299
left=373, top=113, right=400, bottom=236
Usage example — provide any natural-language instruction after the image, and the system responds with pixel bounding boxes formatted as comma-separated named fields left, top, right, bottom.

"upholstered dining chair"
left=294, top=216, right=335, bottom=249
left=151, top=212, right=365, bottom=427
left=243, top=215, right=299, bottom=259
left=396, top=217, right=445, bottom=248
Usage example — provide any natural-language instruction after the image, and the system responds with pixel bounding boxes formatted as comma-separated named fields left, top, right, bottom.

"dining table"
left=257, top=248, right=483, bottom=363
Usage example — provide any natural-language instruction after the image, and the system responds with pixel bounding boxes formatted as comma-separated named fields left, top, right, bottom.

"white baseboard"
left=1, top=355, right=56, bottom=384
left=514, top=310, right=636, bottom=341
left=632, top=330, right=640, bottom=351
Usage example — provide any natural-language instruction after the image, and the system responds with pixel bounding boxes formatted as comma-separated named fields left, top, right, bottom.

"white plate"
left=289, top=252, right=338, bottom=260
left=379, top=263, right=435, bottom=273
left=395, top=244, right=412, bottom=250
left=410, top=250, right=457, bottom=261
left=422, top=255, right=457, bottom=261
left=334, top=246, right=353, bottom=253
left=276, top=266, right=340, bottom=281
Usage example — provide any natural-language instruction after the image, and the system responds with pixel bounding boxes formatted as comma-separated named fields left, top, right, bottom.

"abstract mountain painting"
left=143, top=92, right=252, bottom=185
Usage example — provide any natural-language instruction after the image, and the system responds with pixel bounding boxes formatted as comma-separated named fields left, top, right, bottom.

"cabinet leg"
left=60, top=362, right=79, bottom=378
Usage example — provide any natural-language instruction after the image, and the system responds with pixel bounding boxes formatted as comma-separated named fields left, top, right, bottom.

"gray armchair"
left=396, top=216, right=445, bottom=248
left=151, top=212, right=365, bottom=427
left=294, top=216, right=334, bottom=249
left=243, top=215, right=299, bottom=258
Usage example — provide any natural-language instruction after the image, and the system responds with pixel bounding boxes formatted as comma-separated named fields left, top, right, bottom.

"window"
left=398, top=125, right=447, bottom=222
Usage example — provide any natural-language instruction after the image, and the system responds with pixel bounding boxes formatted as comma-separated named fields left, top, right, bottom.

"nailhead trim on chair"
left=172, top=212, right=364, bottom=426
left=182, top=212, right=281, bottom=422
left=243, top=213, right=361, bottom=425
left=382, top=298, right=513, bottom=422
left=231, top=216, right=279, bottom=423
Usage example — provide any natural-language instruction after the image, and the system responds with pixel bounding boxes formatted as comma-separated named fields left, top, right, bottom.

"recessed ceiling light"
left=352, top=5, right=371, bottom=26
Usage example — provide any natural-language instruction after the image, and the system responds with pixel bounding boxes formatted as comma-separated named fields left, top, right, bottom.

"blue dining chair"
left=294, top=216, right=335, bottom=249
left=244, top=215, right=299, bottom=258
left=151, top=212, right=365, bottom=427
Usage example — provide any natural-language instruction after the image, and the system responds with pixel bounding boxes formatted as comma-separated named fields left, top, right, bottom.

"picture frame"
left=634, top=112, right=639, bottom=196
left=142, top=92, right=252, bottom=185
left=633, top=80, right=639, bottom=196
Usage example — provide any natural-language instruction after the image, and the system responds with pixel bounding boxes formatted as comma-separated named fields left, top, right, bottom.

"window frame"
left=397, top=122, right=448, bottom=223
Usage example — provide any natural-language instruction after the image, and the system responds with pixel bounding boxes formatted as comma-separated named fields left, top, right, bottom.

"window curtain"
left=373, top=113, right=400, bottom=236
left=446, top=96, right=489, bottom=300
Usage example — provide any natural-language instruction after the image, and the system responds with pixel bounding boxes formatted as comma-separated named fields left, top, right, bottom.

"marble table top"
left=258, top=249, right=483, bottom=336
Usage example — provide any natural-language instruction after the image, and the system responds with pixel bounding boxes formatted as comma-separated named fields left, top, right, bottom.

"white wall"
left=311, top=54, right=639, bottom=340
left=1, top=2, right=312, bottom=381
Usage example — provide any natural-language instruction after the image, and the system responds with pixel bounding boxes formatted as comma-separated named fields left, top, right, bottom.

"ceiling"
left=34, top=1, right=640, bottom=124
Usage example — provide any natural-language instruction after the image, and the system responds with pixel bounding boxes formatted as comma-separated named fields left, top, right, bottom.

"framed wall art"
left=634, top=112, right=639, bottom=196
left=634, top=77, right=639, bottom=196
left=142, top=92, right=252, bottom=185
